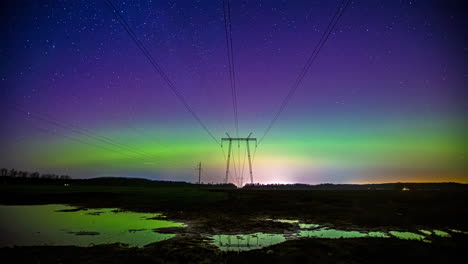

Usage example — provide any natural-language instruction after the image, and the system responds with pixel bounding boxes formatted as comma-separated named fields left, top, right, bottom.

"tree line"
left=1, top=168, right=71, bottom=180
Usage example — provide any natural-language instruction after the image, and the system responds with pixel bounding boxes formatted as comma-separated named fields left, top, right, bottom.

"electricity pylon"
left=197, top=162, right=202, bottom=184
left=221, top=132, right=256, bottom=186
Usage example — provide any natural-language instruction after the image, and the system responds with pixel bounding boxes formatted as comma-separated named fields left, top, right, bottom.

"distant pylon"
left=197, top=162, right=202, bottom=184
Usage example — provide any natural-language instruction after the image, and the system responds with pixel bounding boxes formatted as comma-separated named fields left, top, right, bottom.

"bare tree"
left=9, top=169, right=18, bottom=177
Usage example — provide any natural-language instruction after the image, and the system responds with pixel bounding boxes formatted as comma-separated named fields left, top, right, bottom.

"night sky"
left=1, top=0, right=466, bottom=184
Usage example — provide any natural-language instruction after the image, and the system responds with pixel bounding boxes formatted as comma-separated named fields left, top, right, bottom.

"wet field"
left=1, top=183, right=467, bottom=263
left=1, top=204, right=465, bottom=250
left=0, top=204, right=183, bottom=247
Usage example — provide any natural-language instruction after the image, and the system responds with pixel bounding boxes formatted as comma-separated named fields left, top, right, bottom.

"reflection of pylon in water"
left=221, top=132, right=257, bottom=186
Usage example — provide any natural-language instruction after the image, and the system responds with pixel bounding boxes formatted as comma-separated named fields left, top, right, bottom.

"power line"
left=222, top=0, right=242, bottom=179
left=222, top=0, right=239, bottom=138
left=10, top=105, right=159, bottom=161
left=103, top=0, right=220, bottom=146
left=32, top=121, right=132, bottom=156
left=10, top=106, right=194, bottom=169
left=19, top=113, right=187, bottom=169
left=258, top=0, right=351, bottom=145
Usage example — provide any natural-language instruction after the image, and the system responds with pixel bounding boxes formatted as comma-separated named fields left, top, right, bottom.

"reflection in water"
left=299, top=228, right=368, bottom=239
left=300, top=228, right=369, bottom=239
left=212, top=225, right=465, bottom=251
left=367, top=231, right=390, bottom=238
left=433, top=230, right=451, bottom=237
left=269, top=219, right=299, bottom=224
left=299, top=223, right=320, bottom=229
left=419, top=230, right=432, bottom=235
left=211, top=233, right=286, bottom=251
left=450, top=229, right=468, bottom=235
left=214, top=219, right=466, bottom=251
left=0, top=204, right=185, bottom=247
left=1, top=206, right=465, bottom=251
left=388, top=231, right=425, bottom=241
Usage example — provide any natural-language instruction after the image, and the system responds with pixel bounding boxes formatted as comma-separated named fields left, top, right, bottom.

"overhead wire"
left=103, top=0, right=220, bottom=146
left=10, top=106, right=187, bottom=168
left=222, top=0, right=239, bottom=138
left=20, top=112, right=186, bottom=168
left=257, top=0, right=351, bottom=145
left=93, top=0, right=352, bottom=182
left=222, top=0, right=242, bottom=182
left=32, top=121, right=132, bottom=156
left=10, top=105, right=158, bottom=161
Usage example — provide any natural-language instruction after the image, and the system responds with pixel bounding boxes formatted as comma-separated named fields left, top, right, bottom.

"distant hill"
left=0, top=175, right=237, bottom=189
left=1, top=173, right=467, bottom=191
left=242, top=182, right=468, bottom=191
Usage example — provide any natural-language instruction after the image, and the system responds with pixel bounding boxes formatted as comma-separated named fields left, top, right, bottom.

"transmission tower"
left=222, top=132, right=256, bottom=186
left=197, top=162, right=202, bottom=184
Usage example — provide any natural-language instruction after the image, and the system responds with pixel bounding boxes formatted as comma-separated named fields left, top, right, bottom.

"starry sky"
left=1, top=0, right=466, bottom=185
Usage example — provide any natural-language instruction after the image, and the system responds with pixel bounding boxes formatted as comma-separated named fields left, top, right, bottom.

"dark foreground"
left=1, top=182, right=468, bottom=263
left=2, top=236, right=467, bottom=264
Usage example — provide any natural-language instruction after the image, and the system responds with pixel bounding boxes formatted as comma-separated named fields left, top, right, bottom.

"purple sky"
left=1, top=0, right=466, bottom=184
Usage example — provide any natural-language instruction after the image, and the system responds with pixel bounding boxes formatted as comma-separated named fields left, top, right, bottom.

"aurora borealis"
left=1, top=0, right=466, bottom=184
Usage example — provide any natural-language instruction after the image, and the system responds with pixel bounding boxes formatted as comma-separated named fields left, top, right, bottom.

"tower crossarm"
left=221, top=138, right=257, bottom=141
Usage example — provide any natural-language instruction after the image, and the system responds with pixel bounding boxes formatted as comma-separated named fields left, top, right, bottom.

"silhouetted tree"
left=1, top=168, right=7, bottom=177
left=9, top=169, right=18, bottom=177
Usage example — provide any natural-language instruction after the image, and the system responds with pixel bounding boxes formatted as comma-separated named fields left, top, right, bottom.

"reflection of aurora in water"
left=210, top=219, right=468, bottom=251
left=0, top=205, right=466, bottom=251
left=299, top=228, right=369, bottom=239
left=0, top=204, right=185, bottom=247
left=388, top=231, right=426, bottom=241
left=211, top=233, right=286, bottom=251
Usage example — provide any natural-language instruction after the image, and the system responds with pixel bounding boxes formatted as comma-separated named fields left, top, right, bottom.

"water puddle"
left=367, top=231, right=390, bottom=238
left=298, top=228, right=389, bottom=239
left=299, top=223, right=320, bottom=229
left=1, top=205, right=466, bottom=251
left=211, top=219, right=467, bottom=251
left=211, top=233, right=286, bottom=251
left=419, top=230, right=432, bottom=235
left=299, top=228, right=368, bottom=239
left=433, top=230, right=451, bottom=237
left=268, top=219, right=300, bottom=224
left=388, top=231, right=426, bottom=241
left=0, top=204, right=185, bottom=247
left=450, top=229, right=468, bottom=235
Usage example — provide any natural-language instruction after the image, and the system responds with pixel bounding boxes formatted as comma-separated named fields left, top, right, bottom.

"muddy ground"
left=1, top=184, right=467, bottom=263
left=1, top=235, right=467, bottom=264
